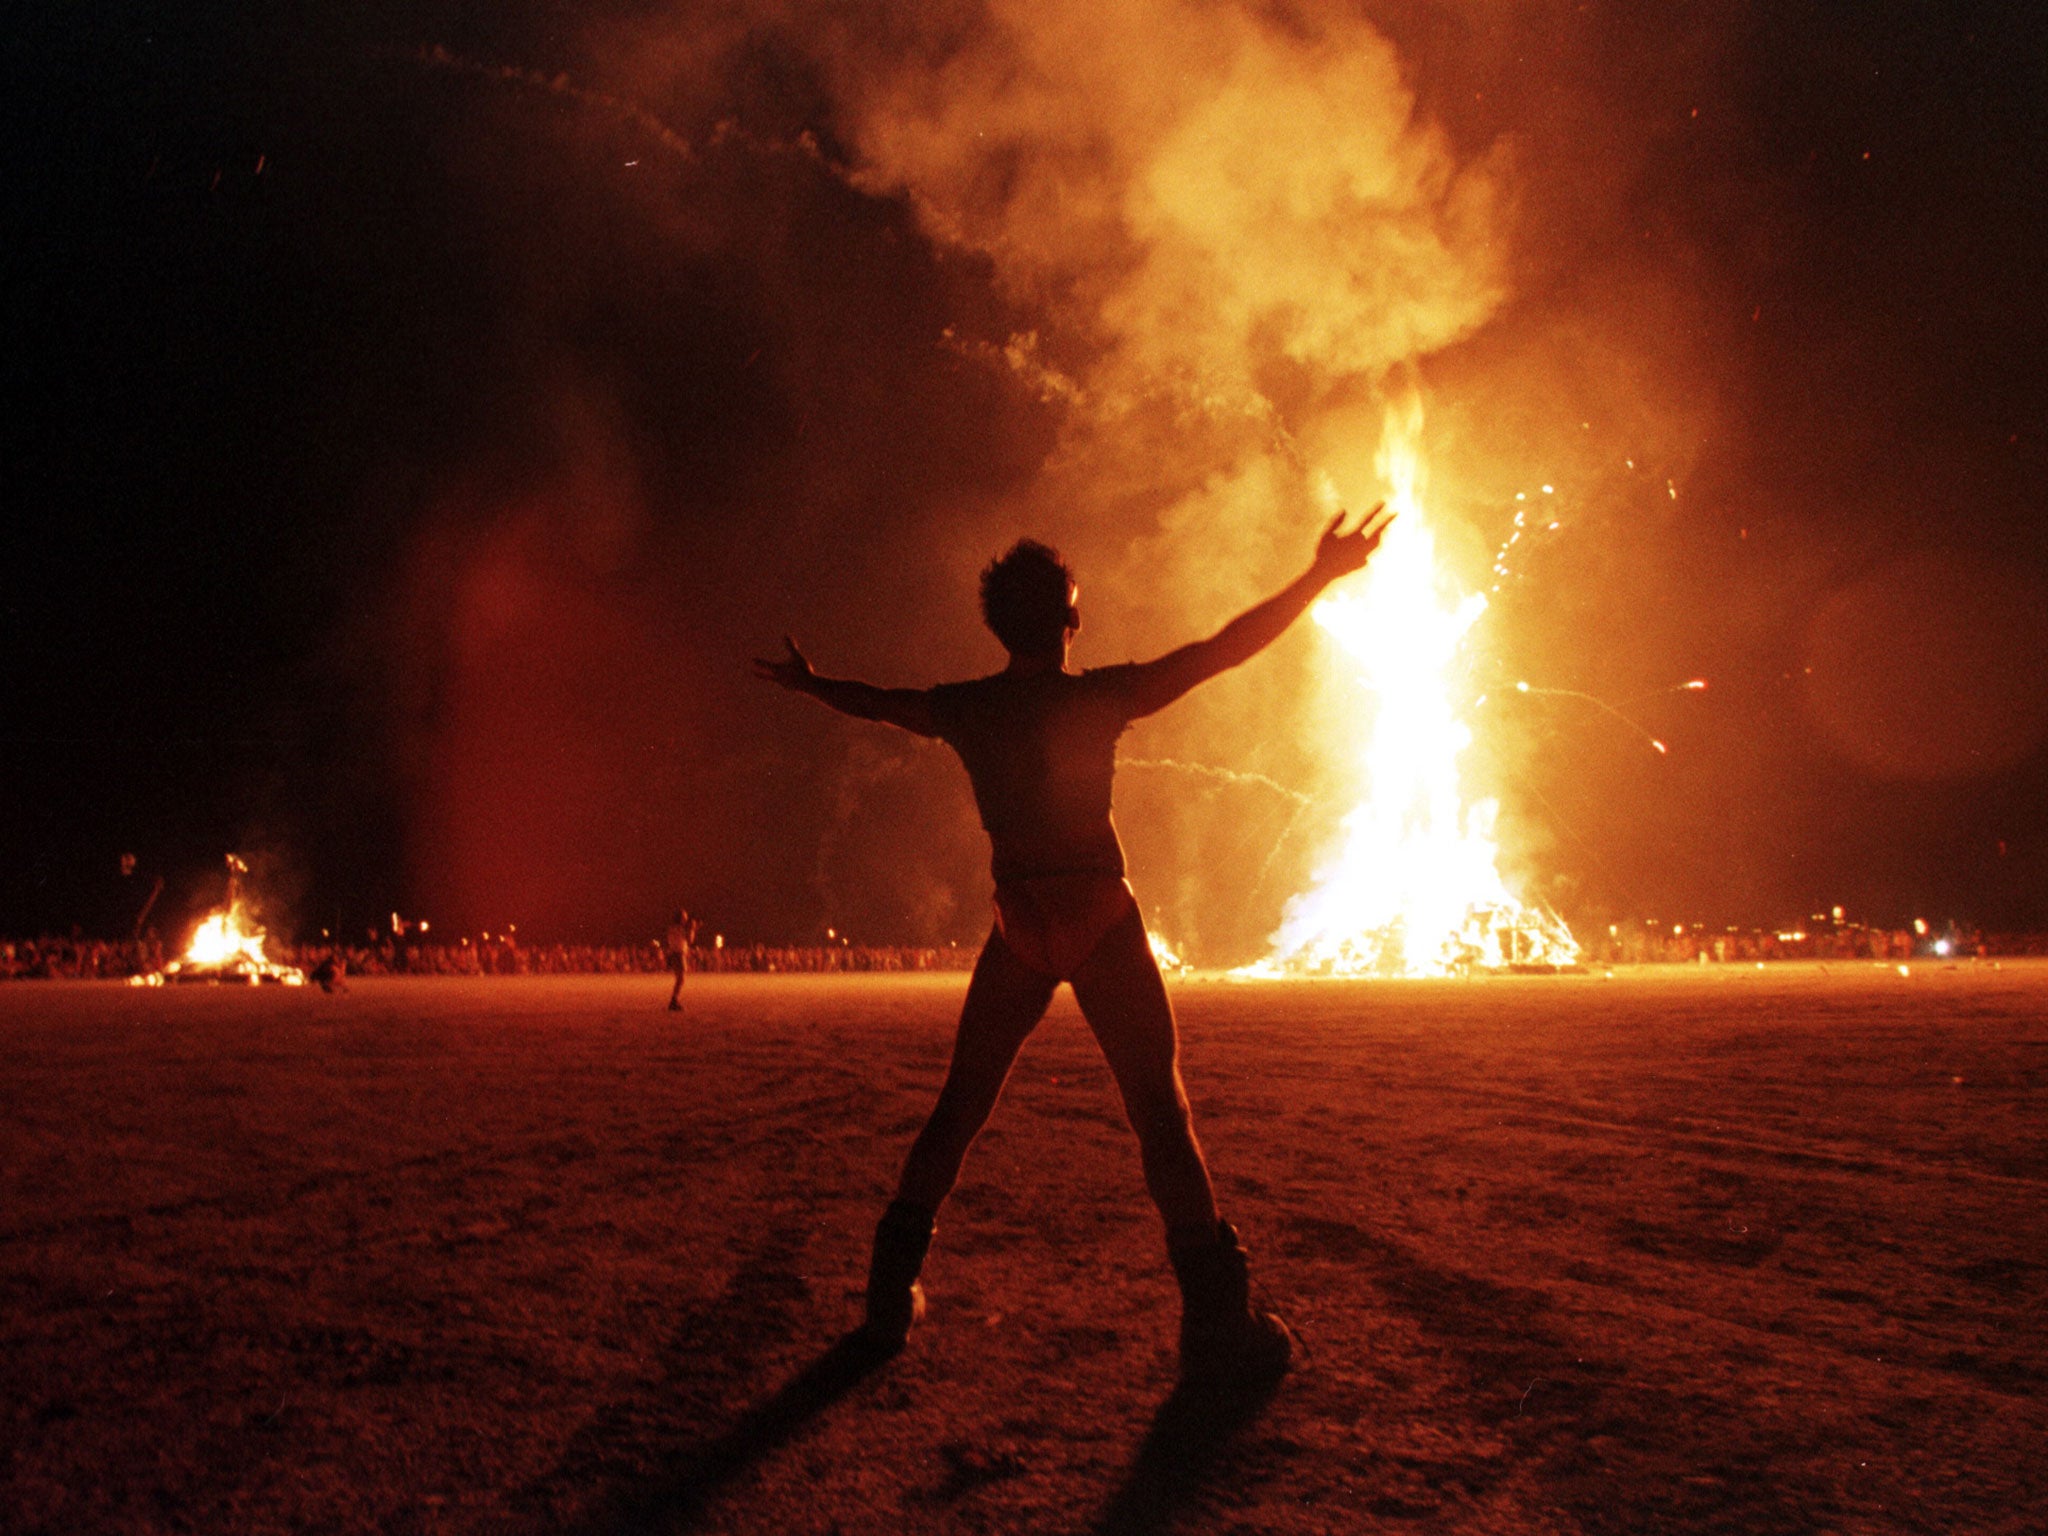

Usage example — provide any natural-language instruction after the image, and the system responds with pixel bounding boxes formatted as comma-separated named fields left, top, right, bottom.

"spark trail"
left=402, top=45, right=836, bottom=175
left=1116, top=757, right=1311, bottom=806
left=1503, top=678, right=1708, bottom=757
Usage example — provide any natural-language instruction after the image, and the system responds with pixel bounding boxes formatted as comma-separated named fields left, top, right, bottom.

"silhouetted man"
left=755, top=507, right=1389, bottom=1386
left=666, top=908, right=697, bottom=1012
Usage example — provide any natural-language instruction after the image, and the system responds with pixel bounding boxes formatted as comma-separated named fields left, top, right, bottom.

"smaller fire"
left=129, top=855, right=305, bottom=986
left=1148, top=931, right=1190, bottom=972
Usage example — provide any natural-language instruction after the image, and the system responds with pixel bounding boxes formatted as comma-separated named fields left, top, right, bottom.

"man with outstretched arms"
left=755, top=506, right=1389, bottom=1387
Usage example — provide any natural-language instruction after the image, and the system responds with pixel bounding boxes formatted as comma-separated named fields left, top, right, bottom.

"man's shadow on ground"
left=572, top=1329, right=891, bottom=1535
left=1091, top=1374, right=1285, bottom=1536
left=561, top=1297, right=1282, bottom=1536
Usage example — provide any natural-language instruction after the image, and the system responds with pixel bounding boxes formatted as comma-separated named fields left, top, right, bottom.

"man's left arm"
left=1123, top=505, right=1391, bottom=717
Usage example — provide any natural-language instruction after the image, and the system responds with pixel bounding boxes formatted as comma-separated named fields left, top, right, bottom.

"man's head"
left=979, top=539, right=1078, bottom=657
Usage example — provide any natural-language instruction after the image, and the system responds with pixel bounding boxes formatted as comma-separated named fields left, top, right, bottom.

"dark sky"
left=5, top=2, right=2045, bottom=954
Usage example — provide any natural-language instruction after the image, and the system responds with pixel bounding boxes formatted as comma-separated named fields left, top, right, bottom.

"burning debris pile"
left=1248, top=903, right=1579, bottom=979
left=130, top=856, right=305, bottom=987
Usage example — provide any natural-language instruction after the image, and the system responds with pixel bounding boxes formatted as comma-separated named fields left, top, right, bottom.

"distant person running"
left=665, top=908, right=698, bottom=1011
left=754, top=507, right=1389, bottom=1386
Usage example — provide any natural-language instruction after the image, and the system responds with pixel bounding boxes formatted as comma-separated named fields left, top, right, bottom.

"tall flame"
left=1258, top=402, right=1577, bottom=976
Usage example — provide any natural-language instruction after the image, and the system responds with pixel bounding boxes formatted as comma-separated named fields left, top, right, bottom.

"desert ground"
left=3, top=962, right=2043, bottom=1534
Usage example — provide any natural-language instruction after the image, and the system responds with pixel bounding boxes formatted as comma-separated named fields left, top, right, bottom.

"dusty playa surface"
left=4, top=964, right=2044, bottom=1534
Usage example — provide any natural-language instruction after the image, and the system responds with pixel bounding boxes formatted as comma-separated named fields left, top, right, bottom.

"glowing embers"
left=1257, top=409, right=1578, bottom=978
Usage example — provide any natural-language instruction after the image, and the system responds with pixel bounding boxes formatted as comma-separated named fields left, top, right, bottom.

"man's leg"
left=894, top=928, right=1057, bottom=1210
left=1069, top=905, right=1289, bottom=1385
left=866, top=928, right=1055, bottom=1347
left=1067, top=904, right=1217, bottom=1233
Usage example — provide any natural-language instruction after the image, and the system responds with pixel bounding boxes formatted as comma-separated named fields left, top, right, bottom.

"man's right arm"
left=752, top=637, right=939, bottom=737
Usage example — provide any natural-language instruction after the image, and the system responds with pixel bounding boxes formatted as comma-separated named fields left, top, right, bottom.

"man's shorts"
left=992, top=874, right=1138, bottom=980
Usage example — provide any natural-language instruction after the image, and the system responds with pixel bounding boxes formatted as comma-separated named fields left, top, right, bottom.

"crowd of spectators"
left=0, top=933, right=979, bottom=980
left=1584, top=916, right=2016, bottom=965
left=0, top=936, right=163, bottom=980
left=5, top=923, right=2045, bottom=982
left=288, top=937, right=977, bottom=977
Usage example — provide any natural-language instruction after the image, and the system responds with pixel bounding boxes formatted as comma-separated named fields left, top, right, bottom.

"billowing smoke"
left=316, top=0, right=2037, bottom=950
left=333, top=0, right=1770, bottom=954
left=14, top=7, right=2045, bottom=947
left=838, top=0, right=1504, bottom=387
left=631, top=0, right=1527, bottom=958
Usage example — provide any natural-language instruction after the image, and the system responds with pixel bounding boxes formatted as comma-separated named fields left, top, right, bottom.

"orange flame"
left=185, top=907, right=272, bottom=969
left=1253, top=402, right=1578, bottom=976
left=1147, top=929, right=1189, bottom=971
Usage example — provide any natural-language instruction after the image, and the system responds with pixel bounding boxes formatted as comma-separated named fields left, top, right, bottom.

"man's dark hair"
left=979, top=539, right=1075, bottom=655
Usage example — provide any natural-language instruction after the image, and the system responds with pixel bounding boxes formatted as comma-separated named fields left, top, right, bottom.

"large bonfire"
left=1247, top=402, right=1579, bottom=977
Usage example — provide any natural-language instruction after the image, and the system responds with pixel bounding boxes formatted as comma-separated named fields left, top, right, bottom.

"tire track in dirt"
left=0, top=1148, right=473, bottom=1247
left=1416, top=1085, right=2047, bottom=1190
left=1282, top=1213, right=1850, bottom=1535
left=1547, top=1270, right=2048, bottom=1397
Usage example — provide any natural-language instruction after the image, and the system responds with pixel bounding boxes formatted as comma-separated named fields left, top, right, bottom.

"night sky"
left=5, top=2, right=2045, bottom=956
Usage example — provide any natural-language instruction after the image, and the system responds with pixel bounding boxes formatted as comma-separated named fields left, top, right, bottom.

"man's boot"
left=863, top=1200, right=935, bottom=1349
left=1169, top=1218, right=1292, bottom=1388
